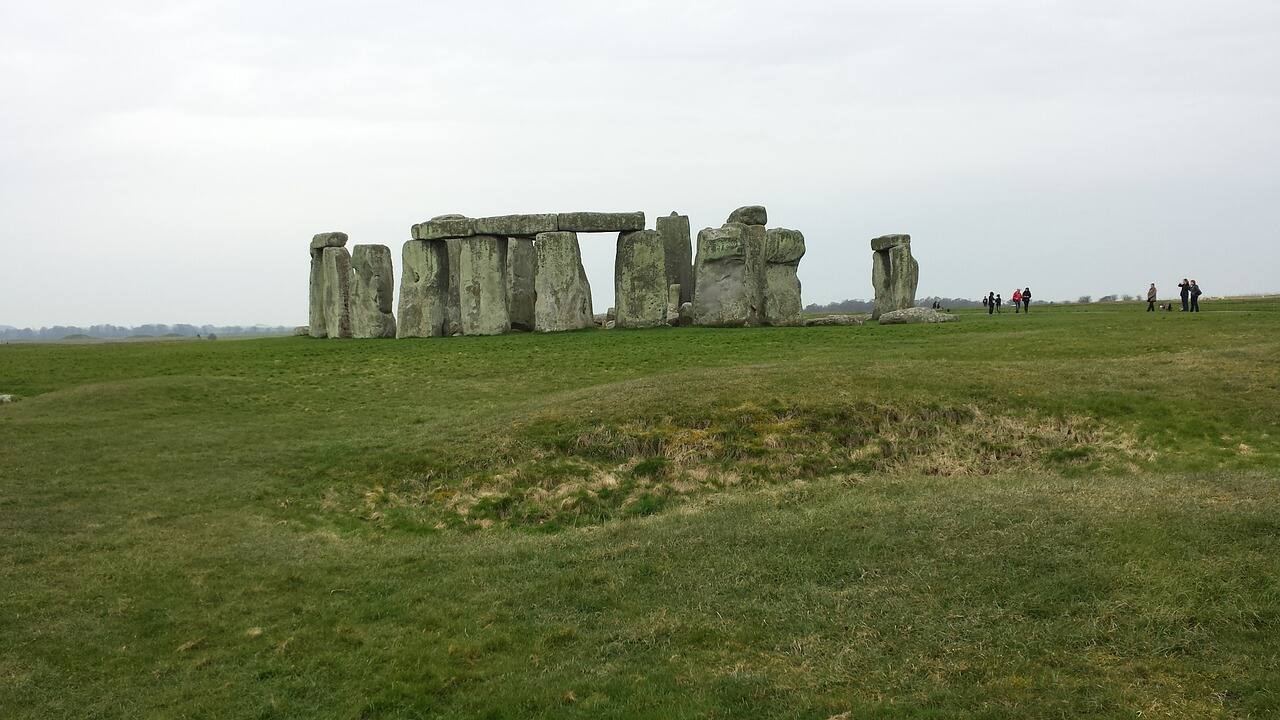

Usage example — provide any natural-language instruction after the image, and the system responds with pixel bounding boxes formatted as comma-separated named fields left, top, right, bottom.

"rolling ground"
left=2, top=298, right=1279, bottom=718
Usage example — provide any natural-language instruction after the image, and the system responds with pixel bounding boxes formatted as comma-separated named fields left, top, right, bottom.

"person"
left=982, top=294, right=989, bottom=310
left=1190, top=280, right=1202, bottom=312
left=1178, top=278, right=1190, bottom=311
left=1146, top=283, right=1157, bottom=312
left=996, top=293, right=1003, bottom=313
left=1022, top=287, right=1032, bottom=312
left=1012, top=288, right=1023, bottom=313
left=987, top=291, right=995, bottom=314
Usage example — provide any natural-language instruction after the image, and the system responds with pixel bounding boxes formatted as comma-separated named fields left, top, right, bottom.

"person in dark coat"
left=996, top=293, right=1003, bottom=313
left=987, top=292, right=995, bottom=314
left=1022, top=287, right=1032, bottom=312
left=1190, top=280, right=1202, bottom=312
left=1147, top=283, right=1157, bottom=312
left=1179, top=279, right=1190, bottom=311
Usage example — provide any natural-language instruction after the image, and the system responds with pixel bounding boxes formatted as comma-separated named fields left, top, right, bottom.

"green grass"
left=2, top=298, right=1279, bottom=718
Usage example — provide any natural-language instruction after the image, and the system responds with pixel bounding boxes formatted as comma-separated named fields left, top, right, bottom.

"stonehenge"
left=870, top=234, right=919, bottom=320
left=307, top=205, right=829, bottom=339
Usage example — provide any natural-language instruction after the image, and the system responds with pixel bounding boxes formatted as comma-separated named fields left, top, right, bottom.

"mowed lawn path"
left=2, top=300, right=1279, bottom=718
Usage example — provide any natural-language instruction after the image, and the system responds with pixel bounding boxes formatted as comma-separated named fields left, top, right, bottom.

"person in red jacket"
left=1012, top=289, right=1023, bottom=313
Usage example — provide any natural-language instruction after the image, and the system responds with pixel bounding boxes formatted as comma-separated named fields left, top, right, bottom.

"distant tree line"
left=0, top=323, right=294, bottom=342
left=804, top=296, right=985, bottom=313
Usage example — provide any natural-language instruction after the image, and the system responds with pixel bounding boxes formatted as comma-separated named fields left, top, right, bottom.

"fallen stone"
left=677, top=301, right=694, bottom=326
left=606, top=307, right=616, bottom=321
left=870, top=233, right=910, bottom=252
left=350, top=245, right=398, bottom=338
left=413, top=214, right=474, bottom=241
left=457, top=235, right=510, bottom=335
left=727, top=205, right=767, bottom=226
left=293, top=326, right=309, bottom=336
left=533, top=231, right=594, bottom=332
left=614, top=229, right=668, bottom=328
left=605, top=320, right=616, bottom=330
left=656, top=212, right=693, bottom=304
left=804, top=314, right=867, bottom=326
left=506, top=238, right=538, bottom=331
left=592, top=313, right=608, bottom=326
left=762, top=228, right=806, bottom=326
left=474, top=214, right=558, bottom=237
left=557, top=211, right=645, bottom=233
left=0, top=394, right=14, bottom=403
left=397, top=239, right=450, bottom=338
left=878, top=307, right=957, bottom=325
left=320, top=246, right=353, bottom=338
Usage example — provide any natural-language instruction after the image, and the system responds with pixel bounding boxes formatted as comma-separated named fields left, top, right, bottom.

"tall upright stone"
left=308, top=232, right=348, bottom=338
left=692, top=223, right=754, bottom=327
left=397, top=239, right=450, bottom=338
left=762, top=228, right=806, bottom=326
left=614, top=229, right=668, bottom=329
left=444, top=239, right=463, bottom=336
left=350, top=245, right=397, bottom=338
left=457, top=235, right=510, bottom=335
left=533, top=232, right=594, bottom=332
left=656, top=212, right=693, bottom=304
left=320, top=247, right=352, bottom=338
left=506, top=238, right=537, bottom=331
left=870, top=234, right=916, bottom=320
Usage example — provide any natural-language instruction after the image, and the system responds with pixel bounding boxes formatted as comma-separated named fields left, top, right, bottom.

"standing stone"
left=533, top=231, right=594, bottom=332
left=320, top=247, right=352, bottom=338
left=397, top=239, right=450, bottom=338
left=457, top=235, right=510, bottom=335
left=656, top=212, right=693, bottom=305
left=614, top=230, right=668, bottom=329
left=666, top=284, right=681, bottom=324
left=727, top=205, right=767, bottom=226
left=762, top=228, right=806, bottom=326
left=349, top=245, right=397, bottom=338
left=870, top=234, right=917, bottom=320
left=308, top=232, right=348, bottom=338
left=444, top=239, right=463, bottom=335
left=692, top=223, right=754, bottom=327
left=506, top=238, right=538, bottom=331
left=743, top=224, right=767, bottom=326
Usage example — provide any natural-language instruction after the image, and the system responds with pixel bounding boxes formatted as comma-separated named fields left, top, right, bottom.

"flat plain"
left=2, top=298, right=1278, bottom=718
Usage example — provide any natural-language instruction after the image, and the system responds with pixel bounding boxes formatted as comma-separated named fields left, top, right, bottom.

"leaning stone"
left=457, top=235, right=510, bottom=335
left=656, top=212, right=693, bottom=304
left=878, top=307, right=957, bottom=325
left=556, top=211, right=645, bottom=233
left=349, top=245, right=397, bottom=338
left=762, top=228, right=806, bottom=326
left=533, top=232, right=594, bottom=332
left=320, top=247, right=352, bottom=338
left=804, top=314, right=867, bottom=326
left=614, top=229, right=668, bottom=329
left=413, top=214, right=474, bottom=241
left=692, top=223, right=756, bottom=327
left=397, top=239, right=450, bottom=338
left=474, top=214, right=558, bottom=237
left=507, top=238, right=538, bottom=331
left=870, top=233, right=910, bottom=253
left=726, top=205, right=767, bottom=226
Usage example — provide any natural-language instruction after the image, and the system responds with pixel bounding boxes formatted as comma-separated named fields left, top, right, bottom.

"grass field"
left=3, top=299, right=1279, bottom=718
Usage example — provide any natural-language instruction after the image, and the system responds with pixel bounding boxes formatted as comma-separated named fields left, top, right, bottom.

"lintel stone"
left=556, top=211, right=645, bottom=233
left=473, top=214, right=558, bottom=237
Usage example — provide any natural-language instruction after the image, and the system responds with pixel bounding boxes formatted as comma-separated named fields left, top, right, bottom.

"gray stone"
left=533, top=232, right=594, bottom=332
left=726, top=205, right=767, bottom=226
left=349, top=245, right=397, bottom=338
left=678, top=301, right=693, bottom=326
left=444, top=239, right=463, bottom=335
left=457, top=235, right=510, bottom=335
left=506, top=238, right=538, bottom=331
left=474, top=214, right=558, bottom=237
left=878, top=307, right=957, bottom=324
left=656, top=212, right=693, bottom=304
left=666, top=284, right=682, bottom=324
left=692, top=223, right=757, bottom=327
left=308, top=253, right=327, bottom=337
left=871, top=233, right=910, bottom=253
left=413, top=214, right=474, bottom=241
left=606, top=307, right=616, bottom=321
left=614, top=229, right=668, bottom=329
left=804, top=314, right=867, bottom=326
left=397, top=239, right=450, bottom=338
left=310, top=231, right=349, bottom=253
left=0, top=394, right=14, bottom=403
left=293, top=326, right=309, bottom=336
left=605, top=320, right=616, bottom=330
left=320, top=246, right=352, bottom=338
left=762, top=228, right=806, bottom=326
left=557, top=211, right=645, bottom=233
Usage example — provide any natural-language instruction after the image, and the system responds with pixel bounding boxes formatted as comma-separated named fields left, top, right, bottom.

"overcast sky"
left=2, top=0, right=1278, bottom=327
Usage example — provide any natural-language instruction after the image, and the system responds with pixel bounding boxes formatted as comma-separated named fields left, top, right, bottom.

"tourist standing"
left=1190, top=280, right=1202, bottom=312
left=987, top=292, right=995, bottom=314
left=996, top=293, right=1003, bottom=313
left=1012, top=288, right=1023, bottom=313
left=1179, top=279, right=1190, bottom=311
left=1022, top=287, right=1032, bottom=312
left=1146, top=283, right=1157, bottom=311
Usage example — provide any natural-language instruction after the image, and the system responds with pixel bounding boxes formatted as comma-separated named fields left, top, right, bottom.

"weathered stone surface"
left=666, top=284, right=681, bottom=324
left=506, top=238, right=537, bottom=331
left=293, top=326, right=309, bottom=336
left=744, top=224, right=768, bottom=326
left=656, top=212, right=693, bottom=304
left=878, top=306, right=957, bottom=325
left=413, top=214, right=474, bottom=241
left=692, top=223, right=756, bottom=327
left=870, top=248, right=892, bottom=320
left=871, top=233, right=910, bottom=253
left=0, top=394, right=14, bottom=403
left=474, top=214, right=558, bottom=237
left=804, top=314, right=867, bottom=326
left=457, top=235, right=510, bottom=335
left=308, top=254, right=327, bottom=337
left=677, top=301, right=693, bottom=326
left=888, top=244, right=919, bottom=313
left=320, top=247, right=352, bottom=338
left=444, top=239, right=463, bottom=335
left=397, top=239, right=450, bottom=338
left=310, top=231, right=349, bottom=253
left=557, top=211, right=645, bottom=233
left=762, top=228, right=805, bottom=326
left=727, top=205, right=767, bottom=226
left=350, top=245, right=397, bottom=338
left=533, top=232, right=594, bottom=332
left=614, top=229, right=668, bottom=329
